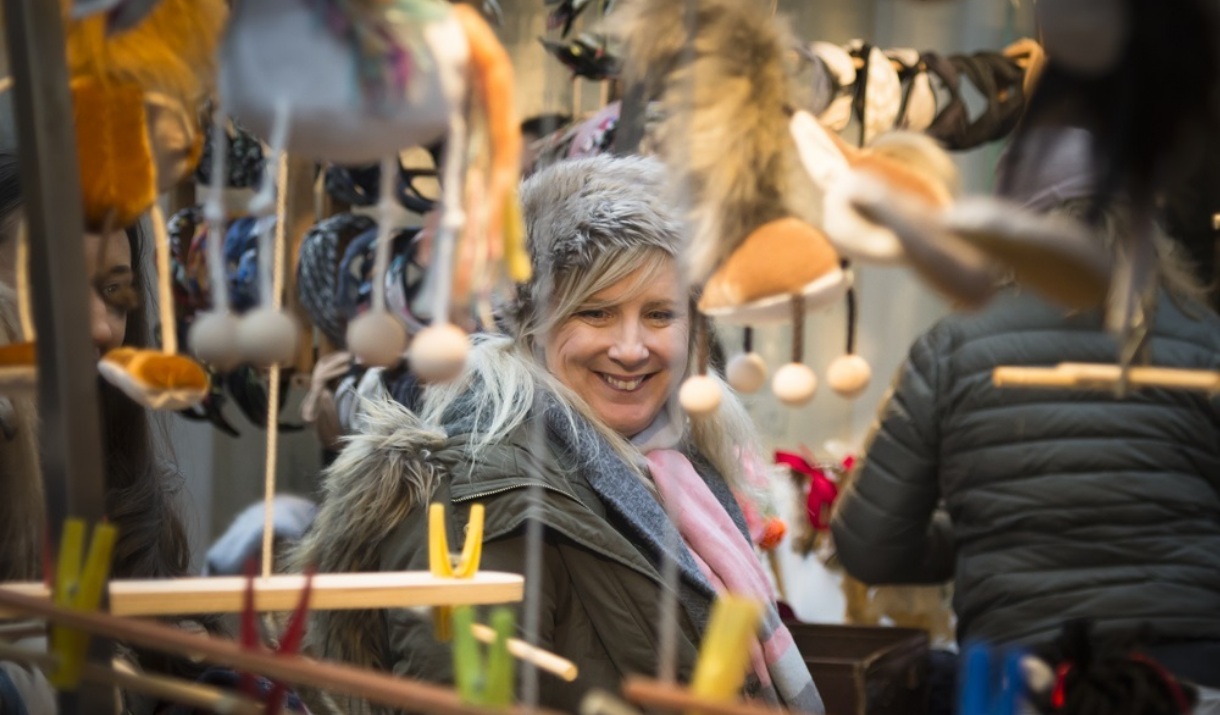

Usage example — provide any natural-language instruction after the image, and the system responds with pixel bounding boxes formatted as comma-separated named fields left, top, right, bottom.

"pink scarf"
left=646, top=450, right=820, bottom=710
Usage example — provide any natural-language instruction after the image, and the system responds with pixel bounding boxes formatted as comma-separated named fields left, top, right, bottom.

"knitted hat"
left=506, top=154, right=683, bottom=336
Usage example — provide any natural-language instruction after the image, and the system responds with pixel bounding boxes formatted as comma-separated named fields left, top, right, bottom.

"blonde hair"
left=419, top=244, right=760, bottom=489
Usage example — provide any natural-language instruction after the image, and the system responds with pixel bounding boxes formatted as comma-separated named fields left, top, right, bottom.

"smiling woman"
left=291, top=155, right=825, bottom=715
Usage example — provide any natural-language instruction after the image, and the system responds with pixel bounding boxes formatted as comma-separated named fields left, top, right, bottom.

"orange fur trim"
left=72, top=77, right=157, bottom=231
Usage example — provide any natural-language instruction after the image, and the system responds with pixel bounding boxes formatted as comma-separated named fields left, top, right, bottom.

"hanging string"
left=150, top=202, right=178, bottom=356
left=371, top=155, right=398, bottom=314
left=204, top=102, right=230, bottom=315
left=261, top=148, right=290, bottom=580
left=742, top=326, right=753, bottom=354
left=791, top=295, right=805, bottom=364
left=15, top=218, right=34, bottom=341
left=845, top=285, right=857, bottom=356
left=693, top=301, right=709, bottom=376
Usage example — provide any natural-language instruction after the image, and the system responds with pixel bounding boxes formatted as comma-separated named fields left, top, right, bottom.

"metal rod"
left=1, top=0, right=113, bottom=712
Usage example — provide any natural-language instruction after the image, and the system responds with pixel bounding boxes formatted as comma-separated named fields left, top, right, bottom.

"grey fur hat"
left=506, top=154, right=684, bottom=334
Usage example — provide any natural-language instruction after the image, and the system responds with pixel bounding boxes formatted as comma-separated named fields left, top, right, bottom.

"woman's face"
left=545, top=259, right=689, bottom=438
left=84, top=230, right=137, bottom=356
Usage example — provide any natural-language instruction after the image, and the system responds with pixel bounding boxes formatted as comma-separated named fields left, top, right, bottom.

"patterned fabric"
left=194, top=114, right=266, bottom=189
left=297, top=213, right=377, bottom=346
left=647, top=449, right=824, bottom=713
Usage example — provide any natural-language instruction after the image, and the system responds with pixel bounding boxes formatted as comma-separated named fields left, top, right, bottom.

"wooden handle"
left=470, top=623, right=578, bottom=682
left=0, top=572, right=523, bottom=618
left=0, top=586, right=564, bottom=715
left=622, top=677, right=821, bottom=715
left=993, top=363, right=1220, bottom=393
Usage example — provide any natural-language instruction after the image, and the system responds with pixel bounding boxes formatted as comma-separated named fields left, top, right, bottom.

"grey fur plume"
left=286, top=397, right=446, bottom=715
left=605, top=0, right=816, bottom=284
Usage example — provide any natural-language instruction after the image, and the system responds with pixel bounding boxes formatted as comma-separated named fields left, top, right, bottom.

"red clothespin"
left=237, top=557, right=314, bottom=715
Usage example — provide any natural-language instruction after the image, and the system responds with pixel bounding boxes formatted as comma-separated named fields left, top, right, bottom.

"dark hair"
left=0, top=152, right=220, bottom=677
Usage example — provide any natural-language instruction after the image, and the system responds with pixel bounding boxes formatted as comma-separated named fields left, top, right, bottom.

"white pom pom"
left=828, top=354, right=872, bottom=399
left=236, top=308, right=298, bottom=366
left=409, top=323, right=469, bottom=383
left=189, top=311, right=242, bottom=371
left=726, top=352, right=768, bottom=394
left=679, top=374, right=722, bottom=416
left=347, top=312, right=408, bottom=368
left=772, top=363, right=818, bottom=407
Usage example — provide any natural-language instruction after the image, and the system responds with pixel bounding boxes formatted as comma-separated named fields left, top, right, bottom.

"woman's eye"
left=576, top=309, right=609, bottom=321
left=647, top=311, right=676, bottom=322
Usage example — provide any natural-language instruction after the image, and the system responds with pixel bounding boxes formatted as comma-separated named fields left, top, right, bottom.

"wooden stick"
left=470, top=623, right=578, bottom=682
left=0, top=641, right=265, bottom=715
left=0, top=572, right=524, bottom=618
left=993, top=363, right=1220, bottom=393
left=0, top=586, right=564, bottom=715
left=622, top=677, right=821, bottom=715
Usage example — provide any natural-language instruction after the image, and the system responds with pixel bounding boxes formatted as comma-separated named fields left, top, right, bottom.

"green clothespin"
left=452, top=605, right=515, bottom=708
left=50, top=518, right=117, bottom=689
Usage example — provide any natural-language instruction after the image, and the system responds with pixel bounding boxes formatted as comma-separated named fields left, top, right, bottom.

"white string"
left=15, top=218, right=34, bottom=341
left=433, top=108, right=468, bottom=325
left=261, top=132, right=291, bottom=580
left=150, top=202, right=178, bottom=356
left=203, top=101, right=230, bottom=314
left=372, top=155, right=398, bottom=314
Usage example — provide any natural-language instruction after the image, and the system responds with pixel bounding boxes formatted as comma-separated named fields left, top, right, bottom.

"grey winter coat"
left=831, top=288, right=1220, bottom=653
left=292, top=395, right=779, bottom=715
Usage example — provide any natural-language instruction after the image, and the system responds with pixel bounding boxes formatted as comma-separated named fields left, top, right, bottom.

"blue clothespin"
left=959, top=643, right=1027, bottom=715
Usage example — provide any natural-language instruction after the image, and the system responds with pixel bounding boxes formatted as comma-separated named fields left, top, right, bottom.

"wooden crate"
left=787, top=624, right=930, bottom=715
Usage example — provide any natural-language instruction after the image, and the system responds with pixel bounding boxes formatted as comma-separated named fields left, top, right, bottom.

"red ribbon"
left=775, top=451, right=845, bottom=531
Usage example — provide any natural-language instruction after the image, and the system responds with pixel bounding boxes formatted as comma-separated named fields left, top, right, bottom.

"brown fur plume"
left=605, top=0, right=816, bottom=284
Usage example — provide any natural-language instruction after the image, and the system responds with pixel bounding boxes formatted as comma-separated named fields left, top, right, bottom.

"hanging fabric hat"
left=194, top=112, right=266, bottom=189
left=852, top=42, right=902, bottom=146
left=809, top=41, right=856, bottom=132
left=296, top=213, right=377, bottom=347
left=888, top=49, right=937, bottom=132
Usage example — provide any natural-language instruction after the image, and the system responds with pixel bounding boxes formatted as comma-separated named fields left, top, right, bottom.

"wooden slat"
left=0, top=572, right=523, bottom=618
left=0, top=585, right=564, bottom=715
left=993, top=363, right=1220, bottom=392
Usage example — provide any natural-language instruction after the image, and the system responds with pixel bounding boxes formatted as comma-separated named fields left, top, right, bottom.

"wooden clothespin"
left=959, top=644, right=1026, bottom=715
left=429, top=502, right=485, bottom=641
left=452, top=605, right=515, bottom=707
left=689, top=595, right=765, bottom=711
left=237, top=557, right=315, bottom=714
left=49, top=518, right=117, bottom=689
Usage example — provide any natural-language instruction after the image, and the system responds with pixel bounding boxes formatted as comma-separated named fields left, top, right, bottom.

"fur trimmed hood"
left=287, top=398, right=446, bottom=686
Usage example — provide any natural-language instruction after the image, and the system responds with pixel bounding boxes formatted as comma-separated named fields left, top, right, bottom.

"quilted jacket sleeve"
left=831, top=328, right=955, bottom=585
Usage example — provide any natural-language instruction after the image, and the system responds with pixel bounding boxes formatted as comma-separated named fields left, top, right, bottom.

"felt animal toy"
left=608, top=0, right=845, bottom=411
left=221, top=0, right=526, bottom=380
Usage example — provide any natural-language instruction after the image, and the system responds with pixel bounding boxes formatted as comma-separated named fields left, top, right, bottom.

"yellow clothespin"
left=689, top=595, right=765, bottom=713
left=428, top=502, right=485, bottom=641
left=50, top=518, right=118, bottom=689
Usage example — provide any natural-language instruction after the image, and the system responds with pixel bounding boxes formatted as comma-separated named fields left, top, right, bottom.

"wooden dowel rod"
left=0, top=642, right=265, bottom=715
left=470, top=623, right=578, bottom=682
left=993, top=363, right=1220, bottom=392
left=622, top=677, right=821, bottom=715
left=0, top=572, right=524, bottom=618
left=0, top=587, right=563, bottom=715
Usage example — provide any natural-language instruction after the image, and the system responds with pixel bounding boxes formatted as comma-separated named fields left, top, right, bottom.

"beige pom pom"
left=726, top=352, right=767, bottom=394
left=828, top=354, right=872, bottom=399
left=347, top=312, right=408, bottom=368
left=409, top=322, right=469, bottom=383
left=772, top=363, right=817, bottom=407
left=679, top=374, right=722, bottom=415
left=236, top=308, right=298, bottom=366
left=189, top=311, right=241, bottom=371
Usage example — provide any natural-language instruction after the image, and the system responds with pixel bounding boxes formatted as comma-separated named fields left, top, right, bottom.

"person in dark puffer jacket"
left=831, top=127, right=1220, bottom=691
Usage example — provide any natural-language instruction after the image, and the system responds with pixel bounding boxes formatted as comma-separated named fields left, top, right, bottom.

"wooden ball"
left=828, top=354, right=872, bottom=399
left=679, top=375, right=722, bottom=415
left=772, top=363, right=817, bottom=407
left=236, top=308, right=298, bottom=366
left=726, top=352, right=767, bottom=394
left=409, top=323, right=469, bottom=383
left=188, top=311, right=241, bottom=371
left=347, top=312, right=408, bottom=368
